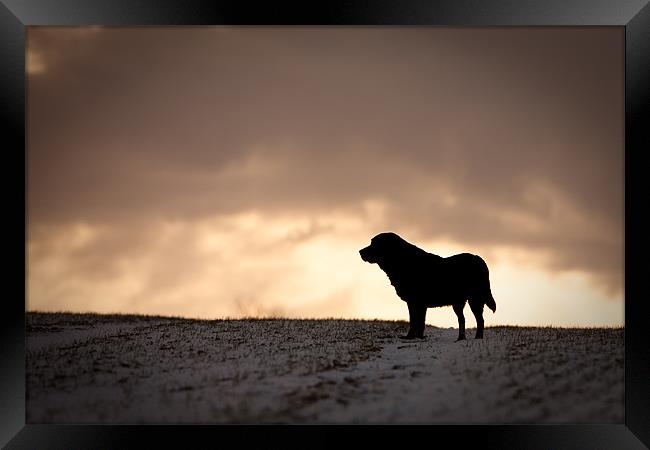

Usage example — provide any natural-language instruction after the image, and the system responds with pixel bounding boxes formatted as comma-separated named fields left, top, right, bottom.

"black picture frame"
left=2, top=1, right=649, bottom=448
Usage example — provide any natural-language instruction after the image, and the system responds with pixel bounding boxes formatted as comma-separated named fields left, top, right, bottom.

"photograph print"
left=26, top=26, right=624, bottom=423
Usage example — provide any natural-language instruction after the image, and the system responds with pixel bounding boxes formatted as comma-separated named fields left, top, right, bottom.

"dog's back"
left=411, top=252, right=494, bottom=310
left=442, top=253, right=496, bottom=312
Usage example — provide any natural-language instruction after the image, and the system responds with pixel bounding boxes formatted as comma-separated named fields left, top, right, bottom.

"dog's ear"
left=385, top=237, right=411, bottom=259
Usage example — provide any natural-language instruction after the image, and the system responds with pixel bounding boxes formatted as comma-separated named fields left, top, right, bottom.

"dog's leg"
left=470, top=300, right=484, bottom=339
left=413, top=305, right=427, bottom=338
left=401, top=302, right=426, bottom=339
left=453, top=302, right=466, bottom=341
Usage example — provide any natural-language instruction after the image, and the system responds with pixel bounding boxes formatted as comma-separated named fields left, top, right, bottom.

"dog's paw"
left=399, top=335, right=426, bottom=341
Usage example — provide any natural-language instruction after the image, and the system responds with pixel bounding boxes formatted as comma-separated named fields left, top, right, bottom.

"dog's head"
left=359, top=232, right=408, bottom=264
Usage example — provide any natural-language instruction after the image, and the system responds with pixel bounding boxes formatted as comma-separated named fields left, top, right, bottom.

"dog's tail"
left=475, top=255, right=496, bottom=313
left=485, top=291, right=497, bottom=313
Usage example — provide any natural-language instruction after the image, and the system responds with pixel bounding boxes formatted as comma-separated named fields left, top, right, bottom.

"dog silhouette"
left=359, top=232, right=496, bottom=341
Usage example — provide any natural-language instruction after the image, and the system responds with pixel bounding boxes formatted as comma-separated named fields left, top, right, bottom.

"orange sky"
left=27, top=27, right=624, bottom=327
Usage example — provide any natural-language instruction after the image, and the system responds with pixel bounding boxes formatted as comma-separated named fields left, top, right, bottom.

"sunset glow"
left=27, top=27, right=624, bottom=326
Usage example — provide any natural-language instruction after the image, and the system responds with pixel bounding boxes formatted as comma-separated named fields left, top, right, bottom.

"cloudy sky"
left=27, top=27, right=623, bottom=327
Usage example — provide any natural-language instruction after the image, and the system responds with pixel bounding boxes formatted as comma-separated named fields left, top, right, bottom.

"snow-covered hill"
left=26, top=312, right=623, bottom=423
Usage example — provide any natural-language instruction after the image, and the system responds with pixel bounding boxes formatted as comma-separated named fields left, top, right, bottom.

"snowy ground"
left=26, top=312, right=623, bottom=424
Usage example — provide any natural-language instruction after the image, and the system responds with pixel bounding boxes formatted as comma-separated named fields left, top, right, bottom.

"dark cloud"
left=28, top=27, right=623, bottom=295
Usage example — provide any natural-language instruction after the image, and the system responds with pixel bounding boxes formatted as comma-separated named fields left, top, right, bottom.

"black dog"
left=359, top=232, right=496, bottom=341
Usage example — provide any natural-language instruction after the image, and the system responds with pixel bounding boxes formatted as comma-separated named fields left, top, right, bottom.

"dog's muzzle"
left=359, top=246, right=372, bottom=262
